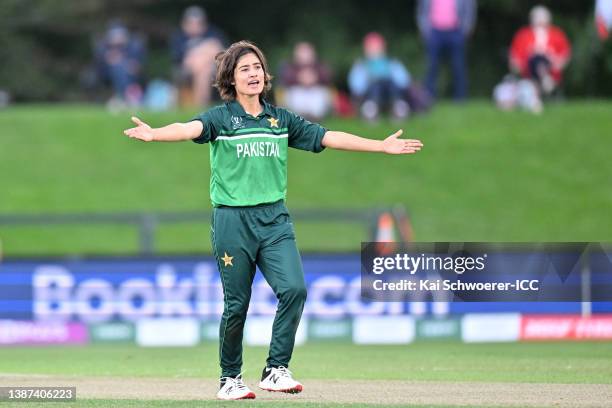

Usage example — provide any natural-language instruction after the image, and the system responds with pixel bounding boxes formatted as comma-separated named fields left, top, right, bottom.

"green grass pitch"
left=1, top=342, right=611, bottom=407
left=2, top=342, right=611, bottom=383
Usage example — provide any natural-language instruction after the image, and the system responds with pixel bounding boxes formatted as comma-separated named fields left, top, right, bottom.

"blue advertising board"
left=0, top=255, right=610, bottom=322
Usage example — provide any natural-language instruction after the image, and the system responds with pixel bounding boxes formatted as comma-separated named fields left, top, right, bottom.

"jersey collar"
left=227, top=99, right=273, bottom=118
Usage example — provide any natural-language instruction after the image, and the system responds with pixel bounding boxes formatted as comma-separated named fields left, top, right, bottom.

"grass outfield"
left=1, top=342, right=611, bottom=382
left=1, top=342, right=611, bottom=407
left=1, top=101, right=612, bottom=255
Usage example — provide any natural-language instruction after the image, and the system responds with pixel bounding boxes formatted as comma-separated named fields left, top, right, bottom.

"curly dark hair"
left=213, top=40, right=273, bottom=101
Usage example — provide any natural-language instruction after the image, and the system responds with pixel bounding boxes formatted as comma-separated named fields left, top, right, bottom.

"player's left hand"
left=382, top=130, right=423, bottom=154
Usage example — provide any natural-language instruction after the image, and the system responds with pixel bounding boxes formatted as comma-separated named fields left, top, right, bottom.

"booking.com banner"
left=1, top=252, right=612, bottom=323
left=1, top=255, right=402, bottom=323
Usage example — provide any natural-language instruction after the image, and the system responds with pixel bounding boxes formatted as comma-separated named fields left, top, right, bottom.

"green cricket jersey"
left=191, top=100, right=327, bottom=207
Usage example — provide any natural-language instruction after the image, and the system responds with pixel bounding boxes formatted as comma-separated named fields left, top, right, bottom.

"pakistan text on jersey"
left=236, top=141, right=281, bottom=158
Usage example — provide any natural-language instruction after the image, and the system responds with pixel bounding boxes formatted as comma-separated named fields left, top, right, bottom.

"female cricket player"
left=124, top=40, right=423, bottom=400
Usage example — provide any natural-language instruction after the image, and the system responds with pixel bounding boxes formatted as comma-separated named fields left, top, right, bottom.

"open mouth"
left=247, top=80, right=260, bottom=86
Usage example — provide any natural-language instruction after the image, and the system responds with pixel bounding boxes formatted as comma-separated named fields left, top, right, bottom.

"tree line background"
left=1, top=0, right=611, bottom=102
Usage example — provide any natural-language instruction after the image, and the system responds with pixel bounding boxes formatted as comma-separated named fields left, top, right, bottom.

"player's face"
left=233, top=53, right=265, bottom=97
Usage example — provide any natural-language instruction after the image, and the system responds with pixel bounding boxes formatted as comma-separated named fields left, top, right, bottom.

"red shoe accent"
left=290, top=384, right=303, bottom=393
left=260, top=384, right=303, bottom=394
left=218, top=391, right=256, bottom=400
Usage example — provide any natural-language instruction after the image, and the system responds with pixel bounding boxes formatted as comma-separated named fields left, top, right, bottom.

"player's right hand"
left=124, top=116, right=154, bottom=142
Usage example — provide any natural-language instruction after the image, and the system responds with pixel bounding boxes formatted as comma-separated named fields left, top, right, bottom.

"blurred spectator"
left=0, top=90, right=10, bottom=108
left=171, top=6, right=226, bottom=106
left=417, top=0, right=476, bottom=101
left=509, top=6, right=571, bottom=97
left=94, top=22, right=146, bottom=107
left=493, top=75, right=542, bottom=114
left=279, top=42, right=333, bottom=120
left=596, top=0, right=612, bottom=40
left=143, top=79, right=177, bottom=111
left=348, top=32, right=411, bottom=121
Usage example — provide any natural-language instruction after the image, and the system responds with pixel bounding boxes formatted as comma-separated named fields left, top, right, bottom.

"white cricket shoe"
left=258, top=366, right=303, bottom=393
left=216, top=374, right=256, bottom=400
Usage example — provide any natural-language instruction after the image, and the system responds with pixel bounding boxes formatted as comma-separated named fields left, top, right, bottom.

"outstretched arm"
left=321, top=129, right=423, bottom=154
left=123, top=116, right=203, bottom=142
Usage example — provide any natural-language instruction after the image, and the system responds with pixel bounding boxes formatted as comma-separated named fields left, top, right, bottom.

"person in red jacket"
left=509, top=5, right=571, bottom=96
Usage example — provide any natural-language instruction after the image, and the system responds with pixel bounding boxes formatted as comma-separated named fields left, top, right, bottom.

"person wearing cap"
left=348, top=32, right=411, bottom=121
left=95, top=22, right=146, bottom=106
left=509, top=5, right=571, bottom=96
left=417, top=0, right=476, bottom=101
left=171, top=5, right=228, bottom=106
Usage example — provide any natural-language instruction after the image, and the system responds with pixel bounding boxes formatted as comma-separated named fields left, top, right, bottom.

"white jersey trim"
left=216, top=133, right=288, bottom=141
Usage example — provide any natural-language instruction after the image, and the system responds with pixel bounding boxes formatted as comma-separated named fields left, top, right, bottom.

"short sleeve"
left=190, top=109, right=218, bottom=144
left=285, top=110, right=327, bottom=153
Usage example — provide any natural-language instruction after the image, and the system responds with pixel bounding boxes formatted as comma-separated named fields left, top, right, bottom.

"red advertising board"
left=520, top=314, right=612, bottom=340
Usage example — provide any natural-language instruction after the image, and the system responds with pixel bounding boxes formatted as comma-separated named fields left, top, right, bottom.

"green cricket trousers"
left=211, top=199, right=306, bottom=378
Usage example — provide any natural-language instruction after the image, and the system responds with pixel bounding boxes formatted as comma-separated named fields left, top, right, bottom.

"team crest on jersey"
left=268, top=117, right=279, bottom=128
left=231, top=116, right=245, bottom=129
